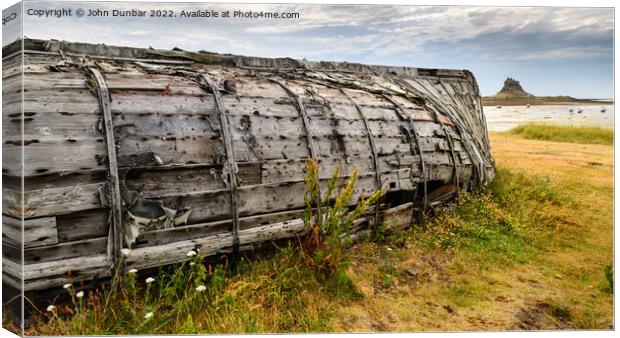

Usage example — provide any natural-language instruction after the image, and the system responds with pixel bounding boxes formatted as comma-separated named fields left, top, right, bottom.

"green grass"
left=510, top=123, right=613, bottom=145
left=410, top=166, right=571, bottom=269
left=34, top=250, right=364, bottom=335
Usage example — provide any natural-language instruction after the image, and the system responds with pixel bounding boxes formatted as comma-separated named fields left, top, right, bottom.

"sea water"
left=483, top=105, right=614, bottom=132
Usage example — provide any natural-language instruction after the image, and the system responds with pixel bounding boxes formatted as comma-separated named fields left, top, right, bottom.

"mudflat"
left=485, top=105, right=614, bottom=132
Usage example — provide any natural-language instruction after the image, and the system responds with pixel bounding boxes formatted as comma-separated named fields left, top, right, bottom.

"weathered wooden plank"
left=134, top=208, right=306, bottom=248
left=111, top=93, right=216, bottom=115
left=117, top=135, right=224, bottom=165
left=2, top=258, right=23, bottom=289
left=3, top=63, right=59, bottom=77
left=2, top=214, right=58, bottom=248
left=6, top=72, right=174, bottom=90
left=124, top=218, right=306, bottom=270
left=56, top=209, right=109, bottom=243
left=2, top=55, right=22, bottom=75
left=221, top=96, right=300, bottom=117
left=382, top=202, right=414, bottom=230
left=126, top=174, right=378, bottom=225
left=3, top=90, right=216, bottom=117
left=24, top=237, right=107, bottom=264
left=237, top=176, right=378, bottom=216
left=3, top=183, right=101, bottom=218
left=233, top=78, right=292, bottom=99
left=3, top=140, right=104, bottom=176
left=21, top=255, right=110, bottom=289
left=260, top=156, right=374, bottom=184
left=4, top=136, right=228, bottom=176
left=2, top=240, right=21, bottom=264
left=2, top=272, right=22, bottom=290
left=3, top=111, right=99, bottom=140
left=126, top=162, right=261, bottom=197
left=4, top=94, right=100, bottom=116
left=114, top=114, right=220, bottom=139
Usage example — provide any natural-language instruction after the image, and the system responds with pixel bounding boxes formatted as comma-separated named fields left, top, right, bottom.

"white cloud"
left=516, top=46, right=613, bottom=61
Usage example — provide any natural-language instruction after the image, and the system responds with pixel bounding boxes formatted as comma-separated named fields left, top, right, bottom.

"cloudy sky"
left=8, top=2, right=614, bottom=98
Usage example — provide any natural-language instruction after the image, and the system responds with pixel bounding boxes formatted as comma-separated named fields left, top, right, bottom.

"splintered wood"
left=2, top=39, right=495, bottom=291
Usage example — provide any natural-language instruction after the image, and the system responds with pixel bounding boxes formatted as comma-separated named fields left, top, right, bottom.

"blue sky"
left=13, top=2, right=615, bottom=98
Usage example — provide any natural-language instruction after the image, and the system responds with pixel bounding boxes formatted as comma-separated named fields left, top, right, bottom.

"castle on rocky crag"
left=497, top=77, right=533, bottom=97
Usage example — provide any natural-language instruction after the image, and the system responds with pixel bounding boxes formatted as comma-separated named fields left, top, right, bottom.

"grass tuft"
left=510, top=123, right=613, bottom=145
left=410, top=165, right=575, bottom=269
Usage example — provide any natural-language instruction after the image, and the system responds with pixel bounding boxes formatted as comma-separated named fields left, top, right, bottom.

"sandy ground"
left=484, top=105, right=614, bottom=132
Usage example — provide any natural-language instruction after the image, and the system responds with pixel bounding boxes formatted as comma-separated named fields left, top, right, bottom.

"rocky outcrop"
left=497, top=77, right=533, bottom=97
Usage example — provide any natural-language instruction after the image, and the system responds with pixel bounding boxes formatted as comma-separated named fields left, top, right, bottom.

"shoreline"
left=482, top=98, right=612, bottom=107
left=483, top=104, right=614, bottom=132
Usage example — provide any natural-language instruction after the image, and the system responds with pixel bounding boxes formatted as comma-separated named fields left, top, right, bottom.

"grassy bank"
left=15, top=129, right=614, bottom=334
left=333, top=131, right=613, bottom=331
left=510, top=123, right=613, bottom=145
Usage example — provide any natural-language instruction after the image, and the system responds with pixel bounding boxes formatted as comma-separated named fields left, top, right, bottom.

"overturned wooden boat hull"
left=2, top=39, right=495, bottom=291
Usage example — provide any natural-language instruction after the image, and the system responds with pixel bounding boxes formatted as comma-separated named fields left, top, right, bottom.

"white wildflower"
left=128, top=268, right=138, bottom=274
left=387, top=247, right=393, bottom=251
left=145, top=277, right=155, bottom=284
left=46, top=305, right=55, bottom=312
left=189, top=262, right=195, bottom=266
left=63, top=283, right=72, bottom=290
left=186, top=250, right=197, bottom=257
left=76, top=291, right=84, bottom=298
left=144, top=312, right=154, bottom=319
left=195, top=285, right=207, bottom=292
left=120, top=248, right=131, bottom=257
